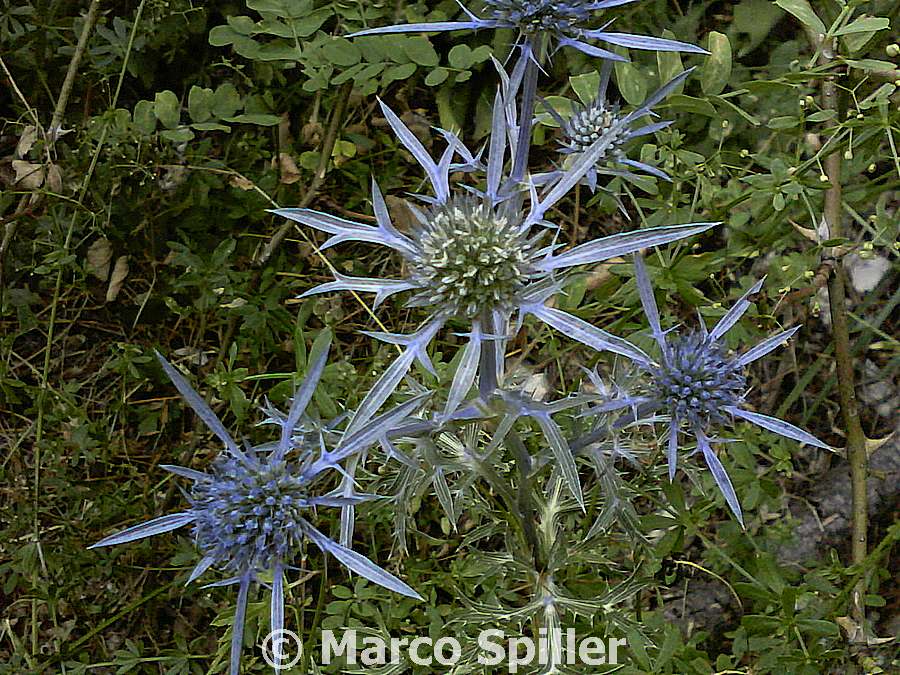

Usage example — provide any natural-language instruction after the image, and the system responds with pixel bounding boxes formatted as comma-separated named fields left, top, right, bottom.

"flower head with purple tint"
left=582, top=255, right=832, bottom=526
left=350, top=0, right=706, bottom=64
left=546, top=66, right=693, bottom=191
left=89, top=338, right=422, bottom=674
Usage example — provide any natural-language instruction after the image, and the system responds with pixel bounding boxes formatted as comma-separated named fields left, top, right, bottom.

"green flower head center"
left=410, top=197, right=534, bottom=317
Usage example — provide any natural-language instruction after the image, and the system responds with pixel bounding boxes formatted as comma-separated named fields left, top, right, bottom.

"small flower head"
left=652, top=330, right=746, bottom=429
left=349, top=1, right=707, bottom=64
left=485, top=0, right=591, bottom=36
left=407, top=196, right=536, bottom=317
left=539, top=67, right=695, bottom=192
left=562, top=98, right=628, bottom=157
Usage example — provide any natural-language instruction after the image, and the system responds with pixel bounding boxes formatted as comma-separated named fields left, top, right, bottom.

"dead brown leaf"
left=12, top=160, right=44, bottom=189
left=86, top=238, right=113, bottom=281
left=106, top=255, right=130, bottom=302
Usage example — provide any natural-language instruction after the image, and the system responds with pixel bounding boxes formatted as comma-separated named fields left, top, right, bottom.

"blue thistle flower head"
left=89, top=338, right=423, bottom=674
left=598, top=254, right=835, bottom=526
left=651, top=330, right=747, bottom=429
left=188, top=454, right=311, bottom=573
left=406, top=194, right=538, bottom=317
left=485, top=0, right=592, bottom=35
left=349, top=0, right=707, bottom=63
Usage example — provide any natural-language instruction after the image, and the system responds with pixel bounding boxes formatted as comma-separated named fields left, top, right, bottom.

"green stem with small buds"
left=817, top=31, right=869, bottom=636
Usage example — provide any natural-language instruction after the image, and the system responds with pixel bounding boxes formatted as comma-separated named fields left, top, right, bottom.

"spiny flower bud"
left=564, top=101, right=629, bottom=159
left=485, top=0, right=592, bottom=35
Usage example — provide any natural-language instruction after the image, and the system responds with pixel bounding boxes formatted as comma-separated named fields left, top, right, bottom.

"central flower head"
left=564, top=101, right=628, bottom=158
left=407, top=196, right=535, bottom=318
left=652, top=331, right=746, bottom=428
left=190, top=456, right=309, bottom=572
left=485, top=0, right=591, bottom=34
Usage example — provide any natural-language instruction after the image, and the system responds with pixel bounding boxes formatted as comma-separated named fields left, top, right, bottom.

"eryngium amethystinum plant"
left=90, top=4, right=840, bottom=671
left=90, top=338, right=422, bottom=674
left=272, top=95, right=715, bottom=425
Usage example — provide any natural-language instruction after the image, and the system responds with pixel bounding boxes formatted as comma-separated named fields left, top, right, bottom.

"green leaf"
left=842, top=25, right=882, bottom=53
left=246, top=0, right=296, bottom=15
left=231, top=36, right=265, bottom=60
left=470, top=45, right=492, bottom=63
left=211, top=83, right=242, bottom=119
left=191, top=121, right=231, bottom=132
left=299, top=150, right=319, bottom=170
left=774, top=0, right=825, bottom=35
left=767, top=115, right=800, bottom=129
left=425, top=67, right=449, bottom=86
left=223, top=113, right=281, bottom=125
left=796, top=619, right=839, bottom=636
left=331, top=62, right=367, bottom=85
left=435, top=85, right=463, bottom=134
left=208, top=24, right=242, bottom=47
left=454, top=70, right=472, bottom=83
left=569, top=71, right=601, bottom=106
left=772, top=192, right=785, bottom=211
left=613, top=56, right=648, bottom=106
left=845, top=58, right=898, bottom=73
left=132, top=100, right=156, bottom=135
left=384, top=62, right=417, bottom=82
left=160, top=127, right=194, bottom=143
left=805, top=110, right=836, bottom=122
left=448, top=44, right=474, bottom=70
left=656, top=30, right=685, bottom=95
left=403, top=36, right=439, bottom=67
left=153, top=90, right=181, bottom=129
left=322, top=38, right=360, bottom=67
left=710, top=94, right=760, bottom=125
left=257, top=17, right=296, bottom=38
left=700, top=32, right=732, bottom=95
left=254, top=41, right=302, bottom=61
left=355, top=35, right=389, bottom=62
left=535, top=96, right=572, bottom=127
left=187, top=86, right=214, bottom=124
left=290, top=8, right=331, bottom=36
left=352, top=62, right=385, bottom=84
left=667, top=94, right=716, bottom=117
left=833, top=16, right=889, bottom=36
